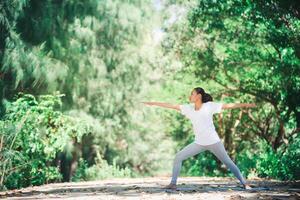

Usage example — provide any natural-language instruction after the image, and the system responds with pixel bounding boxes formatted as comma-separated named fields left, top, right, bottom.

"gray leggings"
left=171, top=141, right=246, bottom=185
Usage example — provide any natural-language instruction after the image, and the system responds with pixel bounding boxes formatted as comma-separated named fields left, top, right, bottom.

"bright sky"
left=152, top=0, right=187, bottom=44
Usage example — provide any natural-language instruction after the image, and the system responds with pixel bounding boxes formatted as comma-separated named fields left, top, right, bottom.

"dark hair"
left=193, top=87, right=213, bottom=103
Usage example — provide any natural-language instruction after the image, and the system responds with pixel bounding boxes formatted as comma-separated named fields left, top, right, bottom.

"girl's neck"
left=194, top=101, right=203, bottom=111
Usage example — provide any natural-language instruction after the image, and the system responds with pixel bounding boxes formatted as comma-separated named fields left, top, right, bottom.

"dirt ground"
left=0, top=176, right=299, bottom=200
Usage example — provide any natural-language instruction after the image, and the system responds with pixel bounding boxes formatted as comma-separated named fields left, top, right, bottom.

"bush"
left=237, top=137, right=300, bottom=181
left=255, top=141, right=281, bottom=179
left=0, top=93, right=90, bottom=190
left=235, top=147, right=258, bottom=179
left=280, top=134, right=300, bottom=180
left=83, top=153, right=133, bottom=180
left=71, top=158, right=89, bottom=182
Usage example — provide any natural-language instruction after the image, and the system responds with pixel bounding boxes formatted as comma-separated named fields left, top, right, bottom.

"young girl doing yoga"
left=142, top=87, right=256, bottom=190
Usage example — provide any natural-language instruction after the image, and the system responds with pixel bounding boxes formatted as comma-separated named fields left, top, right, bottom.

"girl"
left=142, top=87, right=255, bottom=190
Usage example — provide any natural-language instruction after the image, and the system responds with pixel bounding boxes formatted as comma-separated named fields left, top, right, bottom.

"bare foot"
left=163, top=183, right=177, bottom=190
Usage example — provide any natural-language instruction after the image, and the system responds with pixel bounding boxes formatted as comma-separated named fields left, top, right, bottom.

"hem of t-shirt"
left=194, top=139, right=221, bottom=146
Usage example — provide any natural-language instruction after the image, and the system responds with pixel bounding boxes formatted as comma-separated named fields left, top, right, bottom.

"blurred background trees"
left=0, top=0, right=299, bottom=190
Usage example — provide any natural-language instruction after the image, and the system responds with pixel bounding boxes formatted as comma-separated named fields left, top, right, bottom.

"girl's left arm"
left=222, top=103, right=256, bottom=110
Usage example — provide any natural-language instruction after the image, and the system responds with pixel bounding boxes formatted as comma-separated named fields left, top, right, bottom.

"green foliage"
left=280, top=134, right=300, bottom=180
left=71, top=158, right=89, bottom=182
left=183, top=151, right=222, bottom=177
left=255, top=140, right=282, bottom=179
left=71, top=153, right=135, bottom=182
left=0, top=93, right=90, bottom=189
left=236, top=136, right=300, bottom=181
left=84, top=153, right=133, bottom=181
left=187, top=0, right=300, bottom=126
left=1, top=0, right=176, bottom=190
left=235, top=144, right=257, bottom=178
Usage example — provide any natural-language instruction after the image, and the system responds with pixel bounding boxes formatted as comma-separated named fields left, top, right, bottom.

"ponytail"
left=193, top=87, right=213, bottom=103
left=202, top=92, right=213, bottom=102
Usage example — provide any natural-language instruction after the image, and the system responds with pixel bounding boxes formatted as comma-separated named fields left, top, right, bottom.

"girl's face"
left=189, top=90, right=201, bottom=103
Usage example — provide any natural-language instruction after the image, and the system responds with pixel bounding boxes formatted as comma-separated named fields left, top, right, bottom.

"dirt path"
left=1, top=176, right=299, bottom=200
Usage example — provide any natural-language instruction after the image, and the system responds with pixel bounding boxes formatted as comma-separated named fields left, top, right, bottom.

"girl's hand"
left=141, top=101, right=154, bottom=106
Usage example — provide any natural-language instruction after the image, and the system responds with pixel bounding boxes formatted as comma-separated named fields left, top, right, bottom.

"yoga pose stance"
left=142, top=87, right=256, bottom=190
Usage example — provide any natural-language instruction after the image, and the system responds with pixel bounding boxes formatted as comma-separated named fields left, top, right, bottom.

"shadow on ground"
left=1, top=177, right=299, bottom=200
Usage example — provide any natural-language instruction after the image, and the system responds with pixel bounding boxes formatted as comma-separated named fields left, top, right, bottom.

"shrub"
left=0, top=93, right=90, bottom=190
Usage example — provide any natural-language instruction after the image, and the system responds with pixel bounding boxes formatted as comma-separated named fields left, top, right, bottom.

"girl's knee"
left=174, top=153, right=185, bottom=162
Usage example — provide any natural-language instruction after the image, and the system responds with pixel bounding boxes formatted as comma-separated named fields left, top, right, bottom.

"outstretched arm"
left=141, top=101, right=180, bottom=111
left=222, top=103, right=256, bottom=110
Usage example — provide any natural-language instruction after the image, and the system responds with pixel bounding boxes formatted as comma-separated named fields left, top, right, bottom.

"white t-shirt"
left=179, top=101, right=223, bottom=145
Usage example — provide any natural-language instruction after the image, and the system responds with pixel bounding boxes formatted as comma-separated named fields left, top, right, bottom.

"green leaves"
left=1, top=0, right=175, bottom=190
left=0, top=93, right=90, bottom=189
left=237, top=136, right=300, bottom=180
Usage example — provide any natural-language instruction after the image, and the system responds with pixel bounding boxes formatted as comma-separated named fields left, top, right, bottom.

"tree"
left=164, top=0, right=300, bottom=150
left=1, top=0, right=175, bottom=187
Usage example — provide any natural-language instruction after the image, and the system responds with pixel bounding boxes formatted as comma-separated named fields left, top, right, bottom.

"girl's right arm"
left=141, top=102, right=180, bottom=111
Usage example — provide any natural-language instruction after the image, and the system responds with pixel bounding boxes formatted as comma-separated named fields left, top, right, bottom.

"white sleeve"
left=208, top=102, right=223, bottom=114
left=179, top=104, right=192, bottom=118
